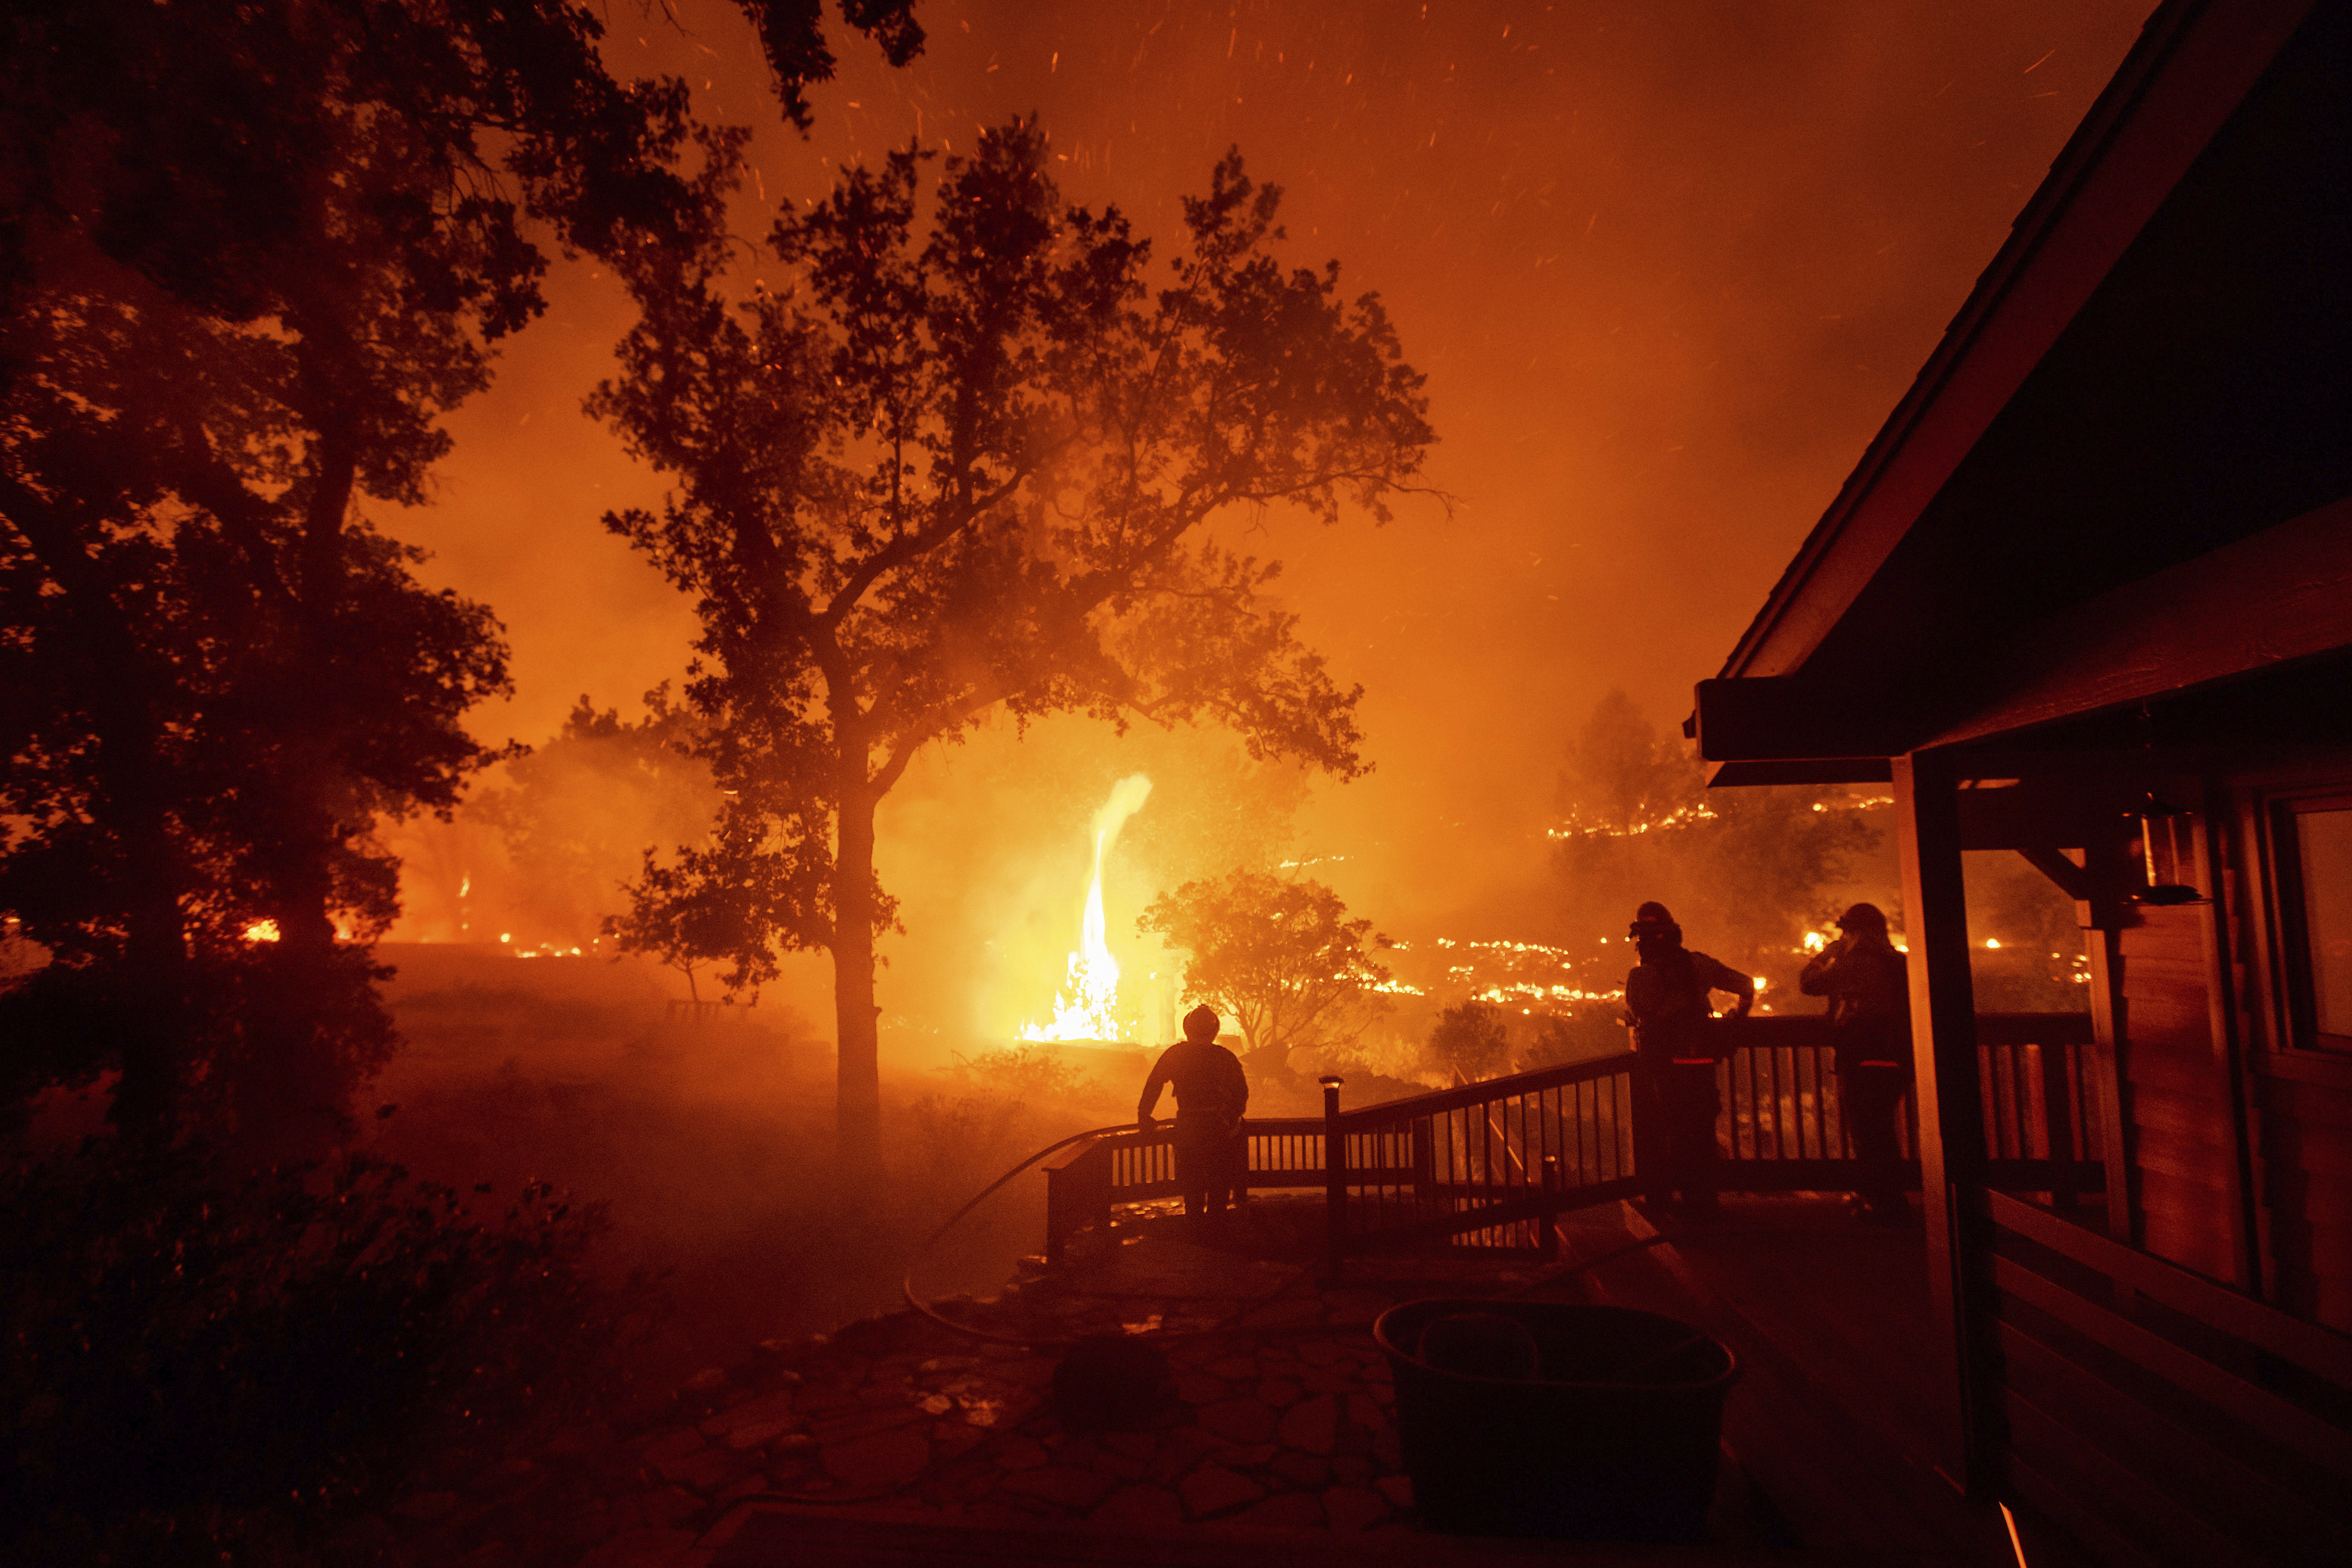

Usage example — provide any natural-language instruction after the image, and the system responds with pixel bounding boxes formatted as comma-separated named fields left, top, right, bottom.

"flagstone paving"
left=409, top=1201, right=1582, bottom=1568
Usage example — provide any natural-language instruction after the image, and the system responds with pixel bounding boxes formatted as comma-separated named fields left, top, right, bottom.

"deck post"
left=1893, top=750, right=1998, bottom=1498
left=1540, top=1153, right=1561, bottom=1259
left=1320, top=1075, right=1347, bottom=1280
left=2194, top=783, right=2263, bottom=1295
left=2078, top=830, right=2137, bottom=1247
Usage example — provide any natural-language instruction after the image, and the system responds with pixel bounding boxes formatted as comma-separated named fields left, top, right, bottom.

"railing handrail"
left=1333, top=1049, right=1638, bottom=1128
left=1044, top=1009, right=2102, bottom=1262
left=1720, top=1009, right=2091, bottom=1045
left=1039, top=1132, right=1113, bottom=1171
left=1316, top=1009, right=2092, bottom=1134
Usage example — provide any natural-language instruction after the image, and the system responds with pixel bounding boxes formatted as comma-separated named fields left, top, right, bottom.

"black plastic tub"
left=1372, top=1299, right=1739, bottom=1541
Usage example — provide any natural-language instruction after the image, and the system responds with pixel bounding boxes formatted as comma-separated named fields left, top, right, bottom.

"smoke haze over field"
left=388, top=0, right=2152, bottom=1046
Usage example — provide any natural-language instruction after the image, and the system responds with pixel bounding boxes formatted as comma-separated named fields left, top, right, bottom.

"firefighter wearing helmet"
left=1138, top=1005, right=1252, bottom=1228
left=1799, top=902, right=1914, bottom=1223
left=1623, top=902, right=1753, bottom=1215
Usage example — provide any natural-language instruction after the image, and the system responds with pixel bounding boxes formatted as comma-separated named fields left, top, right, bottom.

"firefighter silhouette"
left=1800, top=902, right=1914, bottom=1223
left=1138, top=1005, right=1251, bottom=1222
left=1624, top=902, right=1752, bottom=1214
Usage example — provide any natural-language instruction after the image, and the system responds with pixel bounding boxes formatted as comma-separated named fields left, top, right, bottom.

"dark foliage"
left=1427, top=999, right=1513, bottom=1082
left=1521, top=1001, right=1631, bottom=1069
left=1139, top=870, right=1390, bottom=1082
left=1, top=1138, right=652, bottom=1566
left=0, top=1, right=918, bottom=1151
left=471, top=687, right=722, bottom=959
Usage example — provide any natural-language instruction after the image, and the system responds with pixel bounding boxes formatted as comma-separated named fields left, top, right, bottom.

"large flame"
left=1020, top=773, right=1153, bottom=1042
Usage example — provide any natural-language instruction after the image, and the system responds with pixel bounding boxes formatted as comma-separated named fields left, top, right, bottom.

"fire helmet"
left=1183, top=1004, right=1222, bottom=1042
left=1628, top=902, right=1682, bottom=944
left=1837, top=902, right=1889, bottom=934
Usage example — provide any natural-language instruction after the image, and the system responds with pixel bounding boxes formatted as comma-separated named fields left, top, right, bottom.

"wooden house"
left=1692, top=0, right=2352, bottom=1561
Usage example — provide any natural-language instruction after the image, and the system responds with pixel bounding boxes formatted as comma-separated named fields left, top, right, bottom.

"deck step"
left=709, top=1503, right=1952, bottom=1567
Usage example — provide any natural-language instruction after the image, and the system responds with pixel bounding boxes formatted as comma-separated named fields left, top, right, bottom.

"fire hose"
left=901, top=1119, right=1337, bottom=1349
left=898, top=1120, right=1139, bottom=1348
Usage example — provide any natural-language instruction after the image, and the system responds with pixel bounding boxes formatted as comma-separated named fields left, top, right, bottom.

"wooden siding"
left=2249, top=1054, right=2352, bottom=1331
left=1986, top=1192, right=2352, bottom=1568
left=2223, top=771, right=2352, bottom=1335
left=2118, top=903, right=2242, bottom=1283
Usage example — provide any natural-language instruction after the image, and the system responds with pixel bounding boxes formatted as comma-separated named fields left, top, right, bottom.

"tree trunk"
left=238, top=817, right=352, bottom=1164
left=233, top=416, right=363, bottom=1164
left=832, top=784, right=884, bottom=1180
left=111, top=788, right=190, bottom=1145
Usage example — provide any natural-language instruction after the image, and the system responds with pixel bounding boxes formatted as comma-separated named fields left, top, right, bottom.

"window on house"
left=2279, top=797, right=2352, bottom=1051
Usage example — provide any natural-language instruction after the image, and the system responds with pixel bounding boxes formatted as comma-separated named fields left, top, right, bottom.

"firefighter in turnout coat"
left=1139, top=1005, right=1251, bottom=1224
left=1800, top=902, right=1914, bottom=1223
left=1625, top=902, right=1753, bottom=1214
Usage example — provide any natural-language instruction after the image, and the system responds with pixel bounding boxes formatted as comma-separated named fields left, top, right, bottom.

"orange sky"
left=392, top=0, right=2152, bottom=958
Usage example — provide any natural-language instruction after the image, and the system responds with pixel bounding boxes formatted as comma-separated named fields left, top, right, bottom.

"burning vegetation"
left=1021, top=774, right=1157, bottom=1044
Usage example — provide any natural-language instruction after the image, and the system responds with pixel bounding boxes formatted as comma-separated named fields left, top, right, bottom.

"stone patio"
left=410, top=1195, right=1639, bottom=1568
left=400, top=1193, right=1984, bottom=1567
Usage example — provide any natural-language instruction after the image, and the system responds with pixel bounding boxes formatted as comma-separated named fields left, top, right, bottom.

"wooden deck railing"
left=1711, top=1012, right=2100, bottom=1199
left=1042, top=1010, right=2101, bottom=1263
left=1042, top=1052, right=1638, bottom=1264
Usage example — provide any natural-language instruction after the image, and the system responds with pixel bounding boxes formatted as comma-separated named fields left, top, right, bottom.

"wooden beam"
left=1893, top=750, right=1999, bottom=1496
left=1693, top=675, right=1899, bottom=763
left=1706, top=757, right=1893, bottom=788
left=1925, top=497, right=2352, bottom=750
left=2016, top=846, right=2090, bottom=902
left=2078, top=833, right=2138, bottom=1248
left=1321, top=1076, right=1347, bottom=1282
left=1955, top=776, right=2145, bottom=850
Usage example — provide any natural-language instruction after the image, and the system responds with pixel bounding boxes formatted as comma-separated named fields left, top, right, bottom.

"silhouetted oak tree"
left=0, top=1, right=919, bottom=1151
left=594, top=122, right=1432, bottom=1173
left=1139, top=871, right=1390, bottom=1084
left=1556, top=688, right=1705, bottom=836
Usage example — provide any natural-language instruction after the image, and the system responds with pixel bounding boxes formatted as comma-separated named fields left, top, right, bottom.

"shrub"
left=1426, top=1001, right=1513, bottom=1082
left=1520, top=1003, right=1630, bottom=1070
left=947, top=1044, right=1097, bottom=1105
left=901, top=1045, right=1111, bottom=1202
left=2, top=1139, right=652, bottom=1565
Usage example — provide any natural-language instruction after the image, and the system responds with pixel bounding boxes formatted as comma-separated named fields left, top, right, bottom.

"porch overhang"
left=1698, top=0, right=2352, bottom=771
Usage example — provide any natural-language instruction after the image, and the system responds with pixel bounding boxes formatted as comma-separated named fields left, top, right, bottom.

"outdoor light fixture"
left=2136, top=793, right=2205, bottom=906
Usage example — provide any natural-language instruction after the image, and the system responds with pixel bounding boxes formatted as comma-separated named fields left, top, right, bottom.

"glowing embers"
left=1020, top=774, right=1152, bottom=1044
left=240, top=918, right=362, bottom=944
